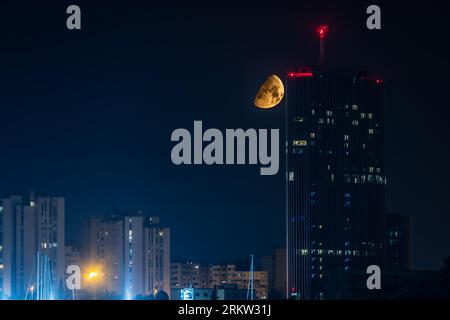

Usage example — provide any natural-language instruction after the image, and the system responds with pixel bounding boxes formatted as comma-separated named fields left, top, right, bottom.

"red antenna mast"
left=316, top=25, right=329, bottom=65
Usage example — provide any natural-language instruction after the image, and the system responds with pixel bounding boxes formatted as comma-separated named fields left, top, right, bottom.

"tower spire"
left=317, top=25, right=329, bottom=65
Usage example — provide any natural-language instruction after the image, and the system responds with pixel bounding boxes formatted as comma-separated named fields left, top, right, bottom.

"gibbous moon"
left=254, top=74, right=285, bottom=109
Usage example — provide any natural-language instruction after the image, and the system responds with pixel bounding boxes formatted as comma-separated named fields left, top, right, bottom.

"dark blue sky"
left=1, top=1, right=449, bottom=269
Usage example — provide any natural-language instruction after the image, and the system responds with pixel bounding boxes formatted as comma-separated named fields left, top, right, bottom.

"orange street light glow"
left=88, top=271, right=99, bottom=280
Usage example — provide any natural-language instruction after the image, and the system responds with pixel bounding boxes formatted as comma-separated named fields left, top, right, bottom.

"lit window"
left=344, top=175, right=351, bottom=183
left=310, top=133, right=315, bottom=139
left=368, top=113, right=373, bottom=119
left=293, top=140, right=307, bottom=146
left=369, top=167, right=374, bottom=173
left=368, top=129, right=374, bottom=135
left=361, top=113, right=366, bottom=119
left=289, top=172, right=294, bottom=181
left=344, top=135, right=350, bottom=141
left=326, top=110, right=333, bottom=116
left=352, top=105, right=358, bottom=110
left=294, top=117, right=304, bottom=123
left=352, top=120, right=359, bottom=126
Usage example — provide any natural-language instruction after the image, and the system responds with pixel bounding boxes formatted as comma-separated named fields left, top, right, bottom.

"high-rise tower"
left=286, top=51, right=386, bottom=298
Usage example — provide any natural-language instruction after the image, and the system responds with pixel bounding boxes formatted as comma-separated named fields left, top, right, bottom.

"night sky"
left=1, top=1, right=449, bottom=269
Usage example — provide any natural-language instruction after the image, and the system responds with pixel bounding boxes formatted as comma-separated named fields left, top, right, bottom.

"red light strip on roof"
left=288, top=72, right=313, bottom=78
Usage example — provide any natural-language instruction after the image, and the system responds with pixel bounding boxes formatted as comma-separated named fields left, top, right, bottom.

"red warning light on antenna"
left=317, top=25, right=329, bottom=39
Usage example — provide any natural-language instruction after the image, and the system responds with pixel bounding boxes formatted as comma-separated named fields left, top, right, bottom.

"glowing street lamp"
left=84, top=266, right=103, bottom=300
left=88, top=271, right=99, bottom=281
left=84, top=265, right=102, bottom=283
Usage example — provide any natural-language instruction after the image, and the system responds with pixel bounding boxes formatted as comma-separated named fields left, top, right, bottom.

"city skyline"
left=1, top=1, right=449, bottom=275
left=0, top=191, right=278, bottom=300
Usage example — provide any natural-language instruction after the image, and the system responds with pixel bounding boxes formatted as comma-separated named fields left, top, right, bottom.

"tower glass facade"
left=286, top=66, right=386, bottom=299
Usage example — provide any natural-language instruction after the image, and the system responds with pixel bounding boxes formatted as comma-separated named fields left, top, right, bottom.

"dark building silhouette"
left=286, top=66, right=386, bottom=299
left=385, top=214, right=412, bottom=271
left=260, top=248, right=286, bottom=299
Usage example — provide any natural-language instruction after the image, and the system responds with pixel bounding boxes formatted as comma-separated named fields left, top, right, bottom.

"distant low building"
left=171, top=287, right=213, bottom=300
left=233, top=270, right=268, bottom=300
left=260, top=248, right=286, bottom=299
left=170, top=262, right=269, bottom=300
left=171, top=283, right=249, bottom=301
left=209, top=264, right=235, bottom=287
left=385, top=214, right=412, bottom=271
left=65, top=246, right=81, bottom=269
left=215, top=283, right=248, bottom=300
left=210, top=264, right=268, bottom=300
left=170, top=261, right=209, bottom=289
